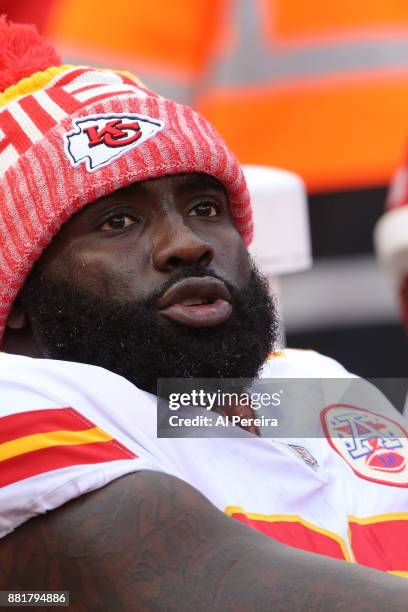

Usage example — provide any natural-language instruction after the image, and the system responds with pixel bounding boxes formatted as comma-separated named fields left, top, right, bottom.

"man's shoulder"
left=0, top=353, right=165, bottom=539
left=0, top=352, right=158, bottom=441
left=0, top=352, right=151, bottom=404
left=261, top=348, right=351, bottom=377
left=0, top=351, right=129, bottom=382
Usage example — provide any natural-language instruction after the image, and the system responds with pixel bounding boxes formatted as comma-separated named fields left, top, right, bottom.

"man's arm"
left=1, top=471, right=407, bottom=611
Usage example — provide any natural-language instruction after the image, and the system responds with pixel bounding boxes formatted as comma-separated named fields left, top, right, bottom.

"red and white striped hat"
left=0, top=18, right=252, bottom=342
left=374, top=149, right=408, bottom=328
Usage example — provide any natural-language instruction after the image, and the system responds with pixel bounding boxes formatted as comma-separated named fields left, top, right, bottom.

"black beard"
left=20, top=263, right=279, bottom=394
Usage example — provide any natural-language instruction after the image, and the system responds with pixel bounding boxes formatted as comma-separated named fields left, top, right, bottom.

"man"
left=1, top=18, right=408, bottom=610
left=375, top=151, right=408, bottom=332
left=374, top=150, right=408, bottom=415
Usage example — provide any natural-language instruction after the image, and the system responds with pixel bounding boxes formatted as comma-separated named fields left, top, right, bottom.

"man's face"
left=15, top=173, right=278, bottom=393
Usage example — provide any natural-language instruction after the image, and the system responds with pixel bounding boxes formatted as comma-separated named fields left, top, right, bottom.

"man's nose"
left=152, top=222, right=214, bottom=272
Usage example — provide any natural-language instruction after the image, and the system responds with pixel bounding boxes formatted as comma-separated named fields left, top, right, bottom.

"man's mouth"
left=157, top=277, right=232, bottom=327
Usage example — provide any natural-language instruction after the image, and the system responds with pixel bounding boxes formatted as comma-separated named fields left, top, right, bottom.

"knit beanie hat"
left=0, top=18, right=252, bottom=342
left=374, top=150, right=408, bottom=329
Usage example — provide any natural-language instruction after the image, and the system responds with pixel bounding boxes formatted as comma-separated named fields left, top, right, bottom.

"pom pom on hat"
left=0, top=15, right=61, bottom=92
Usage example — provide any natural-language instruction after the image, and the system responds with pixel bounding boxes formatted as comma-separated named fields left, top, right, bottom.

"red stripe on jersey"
left=0, top=408, right=94, bottom=444
left=0, top=439, right=136, bottom=488
left=47, top=87, right=80, bottom=114
left=19, top=95, right=57, bottom=134
left=231, top=512, right=347, bottom=561
left=0, top=109, right=32, bottom=154
left=350, top=517, right=408, bottom=572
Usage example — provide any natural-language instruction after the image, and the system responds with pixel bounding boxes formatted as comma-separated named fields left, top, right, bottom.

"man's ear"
left=6, top=301, right=28, bottom=330
left=2, top=300, right=39, bottom=357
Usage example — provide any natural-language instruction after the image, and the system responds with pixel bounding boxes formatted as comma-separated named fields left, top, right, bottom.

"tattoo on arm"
left=1, top=471, right=407, bottom=611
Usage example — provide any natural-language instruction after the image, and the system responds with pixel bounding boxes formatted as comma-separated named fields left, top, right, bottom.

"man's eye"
left=99, top=214, right=137, bottom=231
left=189, top=202, right=219, bottom=217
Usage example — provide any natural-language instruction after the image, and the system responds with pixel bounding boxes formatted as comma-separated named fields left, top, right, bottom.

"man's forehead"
left=106, top=172, right=227, bottom=200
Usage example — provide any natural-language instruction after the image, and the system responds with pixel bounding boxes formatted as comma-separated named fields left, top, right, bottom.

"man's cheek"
left=45, top=246, right=124, bottom=297
left=217, top=242, right=251, bottom=287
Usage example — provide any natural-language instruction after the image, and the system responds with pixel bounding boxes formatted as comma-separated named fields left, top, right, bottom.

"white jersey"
left=1, top=350, right=407, bottom=578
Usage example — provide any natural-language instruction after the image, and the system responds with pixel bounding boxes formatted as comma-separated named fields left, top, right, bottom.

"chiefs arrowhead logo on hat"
left=64, top=113, right=164, bottom=172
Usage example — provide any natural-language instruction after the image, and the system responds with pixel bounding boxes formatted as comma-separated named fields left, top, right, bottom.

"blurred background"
left=2, top=0, right=408, bottom=377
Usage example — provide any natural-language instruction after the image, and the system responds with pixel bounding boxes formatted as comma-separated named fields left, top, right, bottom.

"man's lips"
left=157, top=277, right=232, bottom=327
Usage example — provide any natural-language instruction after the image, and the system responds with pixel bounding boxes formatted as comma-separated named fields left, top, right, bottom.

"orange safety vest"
left=18, top=0, right=408, bottom=192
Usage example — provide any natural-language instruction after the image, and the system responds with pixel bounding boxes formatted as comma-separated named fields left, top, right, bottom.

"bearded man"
left=1, top=18, right=408, bottom=610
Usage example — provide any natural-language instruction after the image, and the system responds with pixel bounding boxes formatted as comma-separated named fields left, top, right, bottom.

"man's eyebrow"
left=83, top=173, right=227, bottom=216
left=174, top=174, right=227, bottom=196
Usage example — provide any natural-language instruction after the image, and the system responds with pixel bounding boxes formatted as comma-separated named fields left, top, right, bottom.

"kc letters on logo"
left=322, top=404, right=408, bottom=487
left=64, top=113, right=164, bottom=171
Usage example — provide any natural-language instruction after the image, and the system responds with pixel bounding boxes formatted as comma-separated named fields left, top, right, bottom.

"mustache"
left=30, top=265, right=236, bottom=310
left=145, top=266, right=237, bottom=306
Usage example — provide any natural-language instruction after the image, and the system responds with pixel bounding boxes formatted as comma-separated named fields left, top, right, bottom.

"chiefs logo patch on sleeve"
left=321, top=404, right=408, bottom=487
